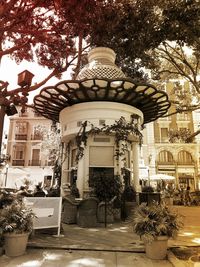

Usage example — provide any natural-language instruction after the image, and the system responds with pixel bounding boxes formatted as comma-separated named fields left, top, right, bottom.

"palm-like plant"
left=133, top=202, right=183, bottom=243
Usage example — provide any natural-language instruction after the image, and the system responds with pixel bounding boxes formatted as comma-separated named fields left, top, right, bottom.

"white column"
left=77, top=151, right=86, bottom=198
left=131, top=142, right=140, bottom=192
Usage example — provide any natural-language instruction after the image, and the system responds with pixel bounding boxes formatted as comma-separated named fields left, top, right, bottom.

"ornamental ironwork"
left=34, top=77, right=170, bottom=124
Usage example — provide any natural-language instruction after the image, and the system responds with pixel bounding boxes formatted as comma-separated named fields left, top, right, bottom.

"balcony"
left=31, top=134, right=43, bottom=140
left=29, top=159, right=41, bottom=166
left=15, top=134, right=27, bottom=140
left=18, top=112, right=28, bottom=117
left=155, top=139, right=169, bottom=143
left=177, top=161, right=194, bottom=166
left=12, top=159, right=25, bottom=166
left=45, top=160, right=55, bottom=166
left=156, top=161, right=175, bottom=166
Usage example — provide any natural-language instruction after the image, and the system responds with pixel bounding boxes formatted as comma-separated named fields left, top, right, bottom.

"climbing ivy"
left=75, top=116, right=143, bottom=164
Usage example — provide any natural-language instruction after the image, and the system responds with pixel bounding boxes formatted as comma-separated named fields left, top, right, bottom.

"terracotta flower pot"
left=4, top=232, right=29, bottom=257
left=145, top=236, right=168, bottom=260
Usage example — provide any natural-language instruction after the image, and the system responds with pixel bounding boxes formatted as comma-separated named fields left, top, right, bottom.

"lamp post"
left=4, top=163, right=9, bottom=187
left=0, top=70, right=34, bottom=159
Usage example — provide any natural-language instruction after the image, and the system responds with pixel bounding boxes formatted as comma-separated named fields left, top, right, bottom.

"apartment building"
left=5, top=107, right=53, bottom=188
left=142, top=81, right=200, bottom=191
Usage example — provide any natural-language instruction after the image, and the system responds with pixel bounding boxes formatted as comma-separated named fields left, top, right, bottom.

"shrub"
left=90, top=174, right=122, bottom=202
left=0, top=199, right=35, bottom=234
left=122, top=185, right=136, bottom=202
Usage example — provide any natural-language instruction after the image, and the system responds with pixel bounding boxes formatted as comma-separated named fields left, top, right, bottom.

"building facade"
left=141, top=81, right=200, bottom=191
left=4, top=108, right=53, bottom=189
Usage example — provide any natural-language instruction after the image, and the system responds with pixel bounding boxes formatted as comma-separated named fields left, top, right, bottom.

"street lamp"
left=0, top=70, right=34, bottom=158
left=4, top=163, right=9, bottom=188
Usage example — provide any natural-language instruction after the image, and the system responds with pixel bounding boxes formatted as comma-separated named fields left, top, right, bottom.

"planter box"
left=4, top=232, right=29, bottom=257
left=145, top=236, right=168, bottom=260
left=139, top=192, right=161, bottom=205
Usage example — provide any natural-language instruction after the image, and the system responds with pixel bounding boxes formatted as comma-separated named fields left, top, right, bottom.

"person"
left=33, top=184, right=46, bottom=197
left=17, top=185, right=33, bottom=197
left=185, top=186, right=191, bottom=206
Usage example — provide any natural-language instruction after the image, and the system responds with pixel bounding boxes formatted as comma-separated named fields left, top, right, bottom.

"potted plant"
left=133, top=202, right=183, bottom=260
left=0, top=198, right=35, bottom=257
left=139, top=185, right=161, bottom=205
left=121, top=185, right=137, bottom=219
left=90, top=173, right=122, bottom=226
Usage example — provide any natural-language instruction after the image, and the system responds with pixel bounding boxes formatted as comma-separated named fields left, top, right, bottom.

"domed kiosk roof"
left=34, top=47, right=170, bottom=124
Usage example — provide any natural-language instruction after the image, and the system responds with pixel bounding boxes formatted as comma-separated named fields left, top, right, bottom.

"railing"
left=29, top=160, right=41, bottom=166
left=15, top=134, right=27, bottom=140
left=156, top=161, right=175, bottom=165
left=177, top=161, right=194, bottom=165
left=155, top=139, right=169, bottom=143
left=31, top=134, right=43, bottom=140
left=45, top=160, right=55, bottom=166
left=12, top=159, right=25, bottom=166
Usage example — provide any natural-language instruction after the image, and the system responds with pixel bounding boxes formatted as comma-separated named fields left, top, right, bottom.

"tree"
left=88, top=0, right=200, bottom=79
left=1, top=1, right=200, bottom=134
left=147, top=41, right=200, bottom=140
left=1, top=1, right=199, bottom=88
left=149, top=42, right=200, bottom=113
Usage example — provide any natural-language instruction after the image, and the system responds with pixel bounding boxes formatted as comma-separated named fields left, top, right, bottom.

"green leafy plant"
left=122, top=185, right=136, bottom=202
left=75, top=117, right=143, bottom=164
left=90, top=174, right=122, bottom=202
left=0, top=199, right=35, bottom=234
left=133, top=202, right=183, bottom=243
left=168, top=128, right=194, bottom=143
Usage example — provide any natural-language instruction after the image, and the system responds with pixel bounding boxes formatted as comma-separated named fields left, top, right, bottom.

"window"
left=93, top=137, right=110, bottom=142
left=158, top=151, right=173, bottom=163
left=161, top=128, right=169, bottom=142
left=15, top=122, right=28, bottom=134
left=178, top=151, right=193, bottom=164
left=89, top=146, right=114, bottom=166
left=32, top=149, right=40, bottom=160
left=31, top=149, right=40, bottom=165
left=13, top=145, right=25, bottom=159
left=177, top=112, right=190, bottom=121
left=89, top=167, right=114, bottom=187
left=71, top=149, right=77, bottom=167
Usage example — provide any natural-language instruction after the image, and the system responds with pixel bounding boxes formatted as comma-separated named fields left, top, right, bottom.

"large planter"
left=62, top=197, right=78, bottom=224
left=189, top=255, right=200, bottom=266
left=4, top=232, right=29, bottom=257
left=145, top=236, right=168, bottom=260
left=125, top=201, right=137, bottom=217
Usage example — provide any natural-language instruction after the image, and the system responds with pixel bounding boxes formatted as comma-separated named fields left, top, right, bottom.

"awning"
left=150, top=174, right=175, bottom=181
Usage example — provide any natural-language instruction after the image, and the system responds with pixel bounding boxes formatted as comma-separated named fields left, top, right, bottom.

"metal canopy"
left=33, top=77, right=171, bottom=124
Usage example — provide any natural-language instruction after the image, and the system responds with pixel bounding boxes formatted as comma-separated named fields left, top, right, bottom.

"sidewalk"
left=0, top=221, right=173, bottom=267
left=0, top=205, right=200, bottom=266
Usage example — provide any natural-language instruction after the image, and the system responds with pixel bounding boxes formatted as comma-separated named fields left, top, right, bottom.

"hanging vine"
left=75, top=116, right=143, bottom=164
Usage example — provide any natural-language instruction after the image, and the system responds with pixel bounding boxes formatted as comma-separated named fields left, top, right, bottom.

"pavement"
left=0, top=205, right=200, bottom=266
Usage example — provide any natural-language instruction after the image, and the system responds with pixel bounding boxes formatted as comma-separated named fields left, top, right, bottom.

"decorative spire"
left=77, top=47, right=126, bottom=80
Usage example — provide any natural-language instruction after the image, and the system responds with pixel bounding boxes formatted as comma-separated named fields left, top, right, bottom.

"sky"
left=0, top=56, right=60, bottom=103
left=0, top=56, right=71, bottom=135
